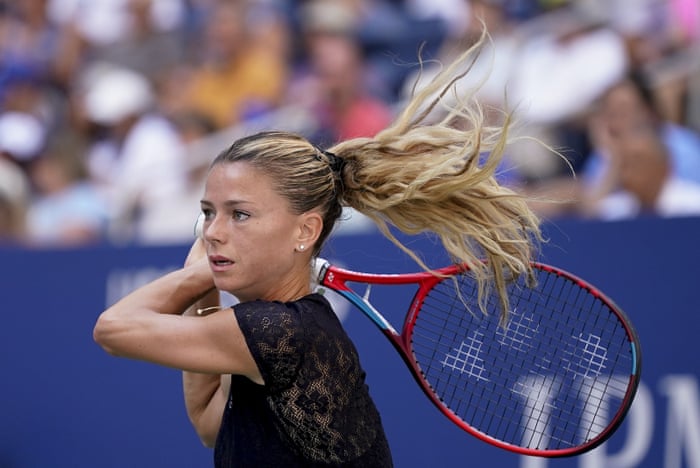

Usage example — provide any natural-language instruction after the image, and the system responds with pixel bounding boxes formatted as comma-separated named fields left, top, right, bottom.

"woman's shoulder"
left=234, top=293, right=330, bottom=313
left=233, top=294, right=332, bottom=336
left=234, top=298, right=300, bottom=331
left=295, top=292, right=332, bottom=311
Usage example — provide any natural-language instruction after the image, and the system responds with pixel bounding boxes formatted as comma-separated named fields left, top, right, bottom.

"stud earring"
left=299, top=245, right=305, bottom=251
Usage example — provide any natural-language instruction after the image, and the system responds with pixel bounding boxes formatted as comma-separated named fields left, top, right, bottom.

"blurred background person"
left=576, top=69, right=700, bottom=219
left=0, top=0, right=66, bottom=109
left=25, top=131, right=109, bottom=246
left=74, top=63, right=189, bottom=244
left=508, top=5, right=629, bottom=181
left=581, top=70, right=700, bottom=192
left=80, top=0, right=189, bottom=85
left=580, top=109, right=700, bottom=220
left=0, top=158, right=30, bottom=244
left=178, top=1, right=290, bottom=130
left=286, top=0, right=394, bottom=147
left=46, top=0, right=186, bottom=60
left=0, top=110, right=46, bottom=168
left=0, top=110, right=44, bottom=244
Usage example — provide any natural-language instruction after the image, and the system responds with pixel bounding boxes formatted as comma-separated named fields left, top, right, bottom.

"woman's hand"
left=185, top=237, right=207, bottom=268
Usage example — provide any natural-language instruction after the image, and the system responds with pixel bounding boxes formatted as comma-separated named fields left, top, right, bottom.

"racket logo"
left=496, top=307, right=539, bottom=352
left=563, top=333, right=608, bottom=379
left=441, top=331, right=490, bottom=382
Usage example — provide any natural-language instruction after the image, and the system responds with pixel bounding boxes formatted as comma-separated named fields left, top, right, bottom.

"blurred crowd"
left=0, top=0, right=698, bottom=248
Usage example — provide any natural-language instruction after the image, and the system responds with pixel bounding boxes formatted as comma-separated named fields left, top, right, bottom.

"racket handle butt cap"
left=194, top=213, right=205, bottom=239
left=312, top=257, right=330, bottom=282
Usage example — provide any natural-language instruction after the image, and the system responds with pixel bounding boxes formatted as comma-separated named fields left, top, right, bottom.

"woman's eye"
left=233, top=211, right=250, bottom=221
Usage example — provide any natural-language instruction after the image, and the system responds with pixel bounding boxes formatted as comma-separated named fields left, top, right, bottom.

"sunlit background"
left=0, top=0, right=698, bottom=247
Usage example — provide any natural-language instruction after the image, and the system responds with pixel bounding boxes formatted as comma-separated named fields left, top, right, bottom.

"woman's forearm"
left=182, top=289, right=229, bottom=446
left=93, top=258, right=215, bottom=356
left=105, top=259, right=215, bottom=317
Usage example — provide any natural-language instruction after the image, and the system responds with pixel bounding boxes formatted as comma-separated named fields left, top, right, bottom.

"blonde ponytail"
left=327, top=30, right=542, bottom=322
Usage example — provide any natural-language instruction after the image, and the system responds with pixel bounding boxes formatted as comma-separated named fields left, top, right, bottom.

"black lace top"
left=214, top=293, right=393, bottom=468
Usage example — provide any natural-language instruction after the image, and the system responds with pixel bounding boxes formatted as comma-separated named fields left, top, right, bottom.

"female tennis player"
left=93, top=29, right=543, bottom=467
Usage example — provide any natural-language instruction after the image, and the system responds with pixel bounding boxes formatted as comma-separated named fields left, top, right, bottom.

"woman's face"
left=200, top=161, right=306, bottom=302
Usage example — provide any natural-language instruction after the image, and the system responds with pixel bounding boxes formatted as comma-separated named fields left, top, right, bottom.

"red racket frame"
left=314, top=258, right=641, bottom=457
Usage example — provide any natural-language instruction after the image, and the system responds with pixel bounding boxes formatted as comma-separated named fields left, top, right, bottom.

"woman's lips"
left=209, top=255, right=234, bottom=272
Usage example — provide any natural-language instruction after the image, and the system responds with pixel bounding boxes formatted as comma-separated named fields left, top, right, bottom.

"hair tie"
left=323, top=150, right=346, bottom=174
left=313, top=147, right=346, bottom=174
left=313, top=148, right=346, bottom=197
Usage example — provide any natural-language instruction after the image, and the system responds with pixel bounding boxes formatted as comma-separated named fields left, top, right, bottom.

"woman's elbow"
left=92, top=313, right=122, bottom=356
left=188, top=412, right=221, bottom=448
left=191, top=421, right=218, bottom=448
left=200, top=434, right=217, bottom=449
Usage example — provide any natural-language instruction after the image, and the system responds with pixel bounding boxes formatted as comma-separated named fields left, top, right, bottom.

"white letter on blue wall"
left=659, top=375, right=700, bottom=468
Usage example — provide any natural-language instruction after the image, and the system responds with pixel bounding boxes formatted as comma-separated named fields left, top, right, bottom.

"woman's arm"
left=93, top=239, right=263, bottom=445
left=179, top=239, right=231, bottom=447
left=181, top=288, right=230, bottom=448
left=92, top=257, right=218, bottom=363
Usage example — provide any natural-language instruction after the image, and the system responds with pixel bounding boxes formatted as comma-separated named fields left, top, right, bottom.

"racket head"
left=407, top=262, right=641, bottom=457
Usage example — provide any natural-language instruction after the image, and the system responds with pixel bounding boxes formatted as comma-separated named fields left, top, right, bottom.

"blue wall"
left=1, top=217, right=699, bottom=467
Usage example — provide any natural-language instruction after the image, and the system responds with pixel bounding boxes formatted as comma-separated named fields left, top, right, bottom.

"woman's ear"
left=297, top=211, right=323, bottom=249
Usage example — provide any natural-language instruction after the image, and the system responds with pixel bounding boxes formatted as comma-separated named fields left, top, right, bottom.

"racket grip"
left=194, top=213, right=205, bottom=239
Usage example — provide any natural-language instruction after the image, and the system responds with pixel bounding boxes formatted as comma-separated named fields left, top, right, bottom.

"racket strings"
left=410, top=268, right=635, bottom=452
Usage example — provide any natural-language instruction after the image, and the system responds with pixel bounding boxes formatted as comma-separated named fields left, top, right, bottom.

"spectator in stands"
left=0, top=0, right=63, bottom=98
left=0, top=111, right=44, bottom=244
left=0, top=111, right=46, bottom=167
left=580, top=71, right=700, bottom=219
left=287, top=0, right=393, bottom=146
left=25, top=132, right=110, bottom=246
left=582, top=70, right=700, bottom=188
left=0, top=159, right=30, bottom=244
left=580, top=116, right=700, bottom=220
left=84, top=0, right=189, bottom=84
left=180, top=1, right=290, bottom=130
left=0, top=0, right=65, bottom=144
left=76, top=64, right=188, bottom=244
left=668, top=0, right=699, bottom=47
left=509, top=6, right=629, bottom=179
left=46, top=0, right=186, bottom=52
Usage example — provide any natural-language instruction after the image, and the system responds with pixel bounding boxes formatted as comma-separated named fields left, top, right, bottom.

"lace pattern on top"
left=234, top=294, right=384, bottom=463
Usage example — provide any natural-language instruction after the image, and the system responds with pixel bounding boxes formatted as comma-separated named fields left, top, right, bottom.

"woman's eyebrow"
left=200, top=199, right=254, bottom=208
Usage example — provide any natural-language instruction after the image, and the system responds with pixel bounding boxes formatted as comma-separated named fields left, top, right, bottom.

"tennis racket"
left=312, top=257, right=641, bottom=457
